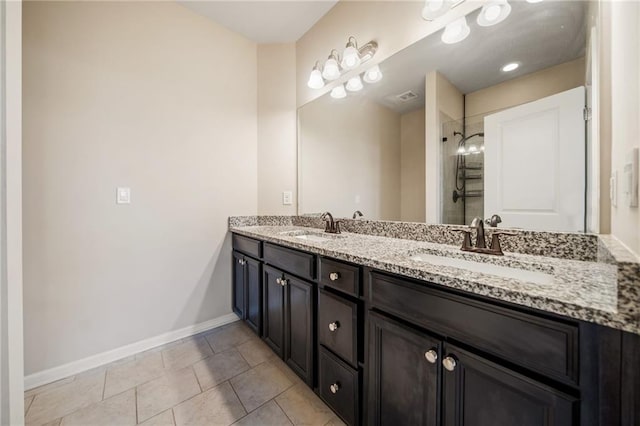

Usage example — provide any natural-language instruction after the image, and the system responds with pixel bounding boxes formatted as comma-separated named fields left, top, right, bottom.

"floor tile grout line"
left=274, top=398, right=296, bottom=425
left=170, top=408, right=176, bottom=426
left=135, top=386, right=139, bottom=425
left=227, top=379, right=251, bottom=415
left=101, top=370, right=107, bottom=401
left=24, top=394, right=35, bottom=417
left=191, top=365, right=203, bottom=393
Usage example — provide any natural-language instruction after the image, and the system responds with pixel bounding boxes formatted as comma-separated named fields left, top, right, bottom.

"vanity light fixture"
left=477, top=0, right=511, bottom=27
left=363, top=65, right=383, bottom=84
left=307, top=37, right=378, bottom=90
left=330, top=84, right=347, bottom=99
left=501, top=62, right=519, bottom=72
left=467, top=145, right=480, bottom=154
left=346, top=75, right=364, bottom=92
left=322, top=50, right=341, bottom=81
left=307, top=62, right=325, bottom=89
left=441, top=16, right=470, bottom=44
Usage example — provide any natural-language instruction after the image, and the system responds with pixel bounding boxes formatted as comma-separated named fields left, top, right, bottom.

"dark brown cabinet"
left=442, top=344, right=577, bottom=426
left=263, top=264, right=315, bottom=385
left=368, top=311, right=440, bottom=426
left=232, top=250, right=262, bottom=335
left=263, top=265, right=285, bottom=358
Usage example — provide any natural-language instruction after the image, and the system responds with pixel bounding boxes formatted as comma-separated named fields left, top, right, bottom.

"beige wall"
left=465, top=57, right=586, bottom=118
left=400, top=108, right=426, bottom=222
left=23, top=1, right=258, bottom=376
left=257, top=44, right=297, bottom=215
left=299, top=96, right=401, bottom=220
left=1, top=0, right=25, bottom=422
left=609, top=0, right=640, bottom=256
left=425, top=71, right=464, bottom=223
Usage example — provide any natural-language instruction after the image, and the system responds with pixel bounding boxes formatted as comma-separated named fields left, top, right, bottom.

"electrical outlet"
left=117, top=187, right=131, bottom=204
left=282, top=191, right=293, bottom=205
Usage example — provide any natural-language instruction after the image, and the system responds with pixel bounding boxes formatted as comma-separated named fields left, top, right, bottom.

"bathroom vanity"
left=229, top=217, right=640, bottom=426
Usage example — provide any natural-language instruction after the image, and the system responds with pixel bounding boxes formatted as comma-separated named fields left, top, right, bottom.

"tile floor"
left=24, top=321, right=345, bottom=426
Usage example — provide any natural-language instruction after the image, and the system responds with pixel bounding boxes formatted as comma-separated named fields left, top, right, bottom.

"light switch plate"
left=623, top=147, right=639, bottom=207
left=117, top=187, right=131, bottom=204
left=282, top=191, right=293, bottom=205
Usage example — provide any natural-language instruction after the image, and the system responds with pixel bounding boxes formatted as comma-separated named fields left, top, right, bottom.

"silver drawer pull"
left=329, top=382, right=340, bottom=394
left=442, top=356, right=457, bottom=372
left=329, top=272, right=340, bottom=281
left=328, top=321, right=340, bottom=332
left=424, top=349, right=438, bottom=364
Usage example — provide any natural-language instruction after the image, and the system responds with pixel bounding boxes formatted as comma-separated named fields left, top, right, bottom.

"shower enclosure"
left=441, top=115, right=485, bottom=225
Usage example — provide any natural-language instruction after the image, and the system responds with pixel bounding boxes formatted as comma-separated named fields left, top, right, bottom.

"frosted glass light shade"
left=341, top=45, right=361, bottom=70
left=441, top=17, right=470, bottom=44
left=307, top=69, right=325, bottom=89
left=477, top=0, right=511, bottom=27
left=322, top=58, right=341, bottom=81
left=363, top=65, right=383, bottom=83
left=330, top=84, right=347, bottom=99
left=422, top=0, right=448, bottom=20
left=346, top=75, right=363, bottom=92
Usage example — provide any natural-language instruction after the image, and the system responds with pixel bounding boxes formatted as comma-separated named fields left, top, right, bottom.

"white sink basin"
left=409, top=252, right=554, bottom=285
left=293, top=234, right=332, bottom=242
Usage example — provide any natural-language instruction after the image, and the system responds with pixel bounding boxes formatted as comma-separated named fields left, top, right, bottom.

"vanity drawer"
left=318, top=347, right=359, bottom=426
left=232, top=234, right=262, bottom=259
left=263, top=243, right=315, bottom=280
left=318, top=289, right=358, bottom=367
left=369, top=272, right=579, bottom=385
left=319, top=257, right=360, bottom=297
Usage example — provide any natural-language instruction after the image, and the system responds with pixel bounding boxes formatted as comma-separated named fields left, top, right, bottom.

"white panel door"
left=484, top=86, right=585, bottom=232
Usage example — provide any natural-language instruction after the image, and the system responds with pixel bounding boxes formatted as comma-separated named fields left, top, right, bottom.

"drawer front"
left=319, top=258, right=360, bottom=297
left=318, top=289, right=358, bottom=367
left=319, top=347, right=359, bottom=426
left=369, top=272, right=579, bottom=385
left=264, top=243, right=315, bottom=280
left=232, top=234, right=262, bottom=259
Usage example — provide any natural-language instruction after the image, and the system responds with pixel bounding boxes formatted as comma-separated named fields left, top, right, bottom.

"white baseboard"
left=24, top=313, right=240, bottom=391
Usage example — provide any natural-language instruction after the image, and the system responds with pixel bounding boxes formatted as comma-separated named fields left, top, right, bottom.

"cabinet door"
left=442, top=343, right=577, bottom=426
left=232, top=251, right=245, bottom=319
left=368, top=311, right=440, bottom=426
left=263, top=265, right=285, bottom=358
left=285, top=275, right=314, bottom=385
left=244, top=257, right=262, bottom=336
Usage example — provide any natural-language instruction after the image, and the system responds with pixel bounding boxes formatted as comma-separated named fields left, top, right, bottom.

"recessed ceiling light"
left=502, top=62, right=519, bottom=72
left=526, top=0, right=543, bottom=3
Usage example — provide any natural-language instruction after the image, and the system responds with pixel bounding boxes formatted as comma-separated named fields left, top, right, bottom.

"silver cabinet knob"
left=238, top=259, right=244, bottom=265
left=424, top=349, right=438, bottom=364
left=276, top=277, right=281, bottom=284
left=280, top=278, right=288, bottom=286
left=328, top=322, right=340, bottom=332
left=442, top=356, right=457, bottom=372
left=329, top=272, right=340, bottom=281
left=329, top=383, right=340, bottom=394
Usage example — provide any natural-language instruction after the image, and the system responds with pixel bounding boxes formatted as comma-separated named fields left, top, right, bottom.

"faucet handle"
left=489, top=231, right=516, bottom=255
left=459, top=230, right=473, bottom=250
left=333, top=220, right=342, bottom=234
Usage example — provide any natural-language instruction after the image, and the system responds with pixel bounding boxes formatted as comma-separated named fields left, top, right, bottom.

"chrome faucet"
left=352, top=210, right=363, bottom=219
left=321, top=212, right=341, bottom=234
left=470, top=217, right=486, bottom=248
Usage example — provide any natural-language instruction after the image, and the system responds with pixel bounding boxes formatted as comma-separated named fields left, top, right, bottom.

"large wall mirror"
left=298, top=1, right=599, bottom=232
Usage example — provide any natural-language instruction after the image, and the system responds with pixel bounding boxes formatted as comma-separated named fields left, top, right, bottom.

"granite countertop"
left=230, top=224, right=640, bottom=335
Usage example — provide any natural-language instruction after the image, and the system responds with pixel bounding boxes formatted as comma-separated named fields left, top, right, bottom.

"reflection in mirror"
left=298, top=1, right=595, bottom=232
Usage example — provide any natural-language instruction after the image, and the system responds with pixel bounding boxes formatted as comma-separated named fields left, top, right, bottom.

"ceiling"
left=179, top=1, right=338, bottom=43
left=329, top=1, right=587, bottom=114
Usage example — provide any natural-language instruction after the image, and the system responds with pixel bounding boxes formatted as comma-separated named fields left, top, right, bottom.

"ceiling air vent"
left=396, top=91, right=418, bottom=102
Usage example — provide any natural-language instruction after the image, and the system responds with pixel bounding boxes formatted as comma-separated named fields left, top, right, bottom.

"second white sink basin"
left=409, top=252, right=554, bottom=286
left=293, top=234, right=333, bottom=242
